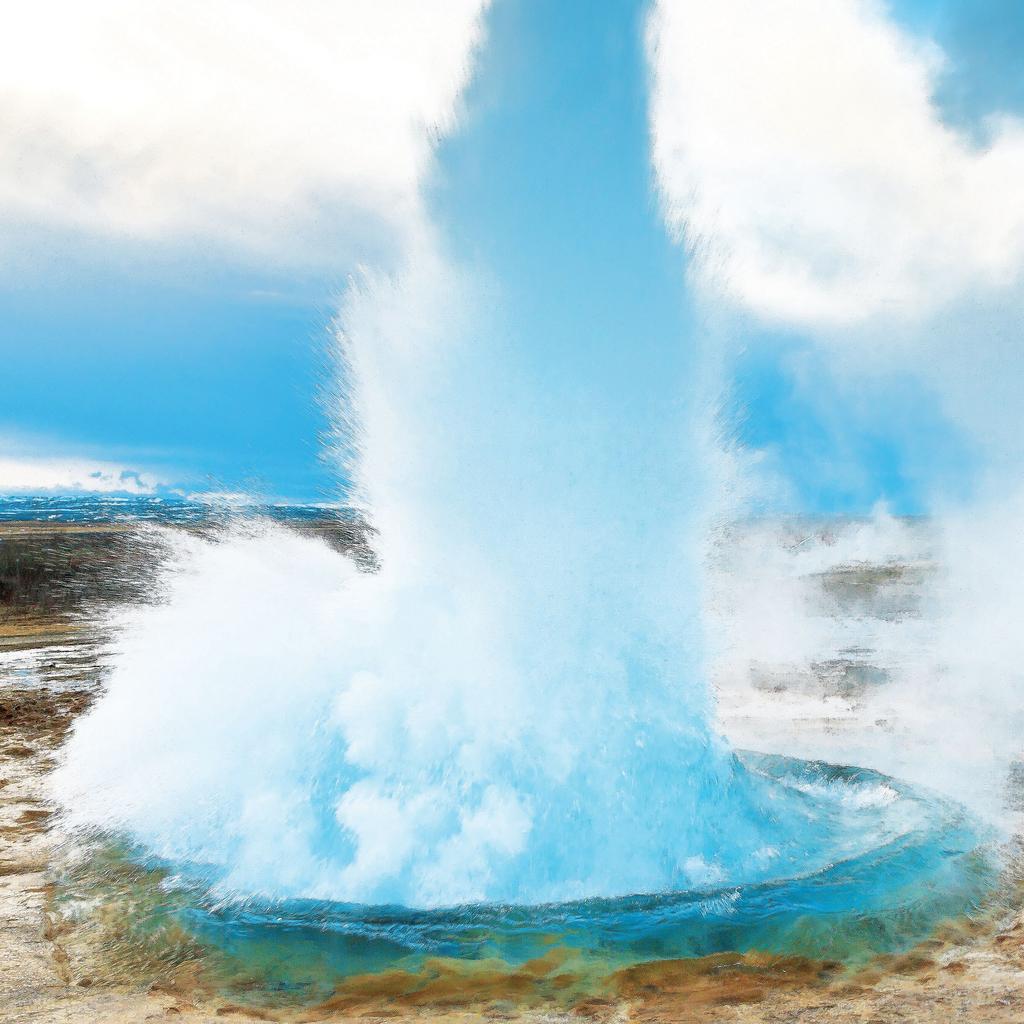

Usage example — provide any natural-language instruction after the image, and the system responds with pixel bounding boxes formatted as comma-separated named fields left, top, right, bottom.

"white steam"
left=712, top=506, right=1024, bottom=824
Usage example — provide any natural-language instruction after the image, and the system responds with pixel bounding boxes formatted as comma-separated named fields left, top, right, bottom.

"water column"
left=59, top=0, right=800, bottom=908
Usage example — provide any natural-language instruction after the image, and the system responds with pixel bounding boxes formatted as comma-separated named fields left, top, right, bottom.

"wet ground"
left=2, top=518, right=1023, bottom=1021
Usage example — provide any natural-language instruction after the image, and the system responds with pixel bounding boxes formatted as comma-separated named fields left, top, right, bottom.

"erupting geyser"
left=53, top=0, right=992, bottom=976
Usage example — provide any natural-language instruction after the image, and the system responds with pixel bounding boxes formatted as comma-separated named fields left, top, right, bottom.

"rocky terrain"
left=1, top=516, right=1022, bottom=1021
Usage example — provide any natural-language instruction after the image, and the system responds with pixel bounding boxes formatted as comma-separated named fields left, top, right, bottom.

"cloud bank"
left=648, top=0, right=1024, bottom=328
left=0, top=1, right=487, bottom=269
left=0, top=455, right=163, bottom=495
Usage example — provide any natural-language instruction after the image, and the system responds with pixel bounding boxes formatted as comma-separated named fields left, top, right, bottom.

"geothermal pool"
left=53, top=749, right=994, bottom=1006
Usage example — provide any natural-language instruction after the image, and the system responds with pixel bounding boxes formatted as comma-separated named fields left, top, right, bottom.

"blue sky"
left=895, top=0, right=1024, bottom=131
left=1, top=264, right=336, bottom=499
left=1, top=0, right=1023, bottom=511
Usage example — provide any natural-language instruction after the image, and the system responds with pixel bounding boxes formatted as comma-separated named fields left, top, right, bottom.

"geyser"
left=54, top=0, right=992, bottom=975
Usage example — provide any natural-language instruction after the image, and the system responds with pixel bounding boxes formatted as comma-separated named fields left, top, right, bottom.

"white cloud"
left=0, top=1, right=487, bottom=268
left=0, top=455, right=162, bottom=494
left=647, top=0, right=1024, bottom=327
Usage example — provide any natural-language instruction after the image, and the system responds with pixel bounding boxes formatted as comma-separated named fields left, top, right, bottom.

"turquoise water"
left=171, top=754, right=997, bottom=965
left=55, top=753, right=994, bottom=1006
